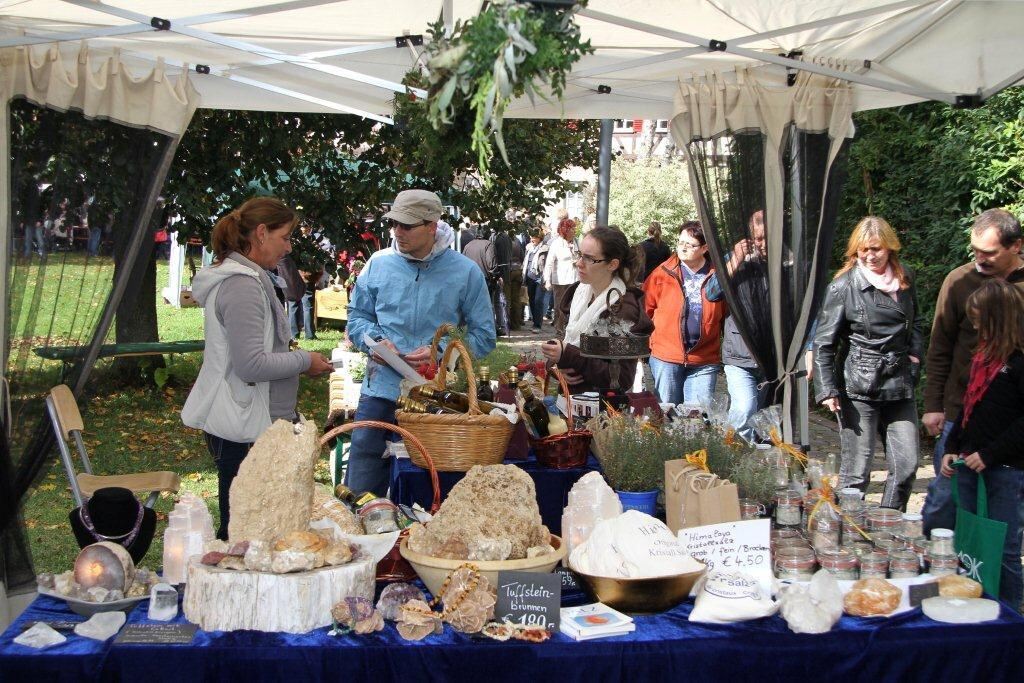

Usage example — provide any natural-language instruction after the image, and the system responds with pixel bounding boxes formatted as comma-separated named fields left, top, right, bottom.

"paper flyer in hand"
left=362, top=333, right=428, bottom=385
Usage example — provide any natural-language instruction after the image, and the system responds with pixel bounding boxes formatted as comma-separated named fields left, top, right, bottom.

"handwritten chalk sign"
left=113, top=623, right=197, bottom=645
left=678, top=519, right=772, bottom=595
left=496, top=571, right=562, bottom=632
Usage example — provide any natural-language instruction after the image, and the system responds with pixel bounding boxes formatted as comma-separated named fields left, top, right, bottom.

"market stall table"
left=3, top=590, right=1023, bottom=682
left=389, top=452, right=601, bottom=534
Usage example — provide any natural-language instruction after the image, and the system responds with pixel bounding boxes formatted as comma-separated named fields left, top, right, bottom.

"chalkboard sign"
left=556, top=567, right=581, bottom=592
left=495, top=571, right=562, bottom=632
left=114, top=623, right=197, bottom=645
left=909, top=581, right=941, bottom=607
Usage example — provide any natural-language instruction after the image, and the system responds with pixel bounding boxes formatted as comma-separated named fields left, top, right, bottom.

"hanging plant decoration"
left=411, top=0, right=592, bottom=181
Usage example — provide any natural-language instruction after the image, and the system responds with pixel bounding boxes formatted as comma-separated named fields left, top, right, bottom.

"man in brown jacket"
left=921, top=208, right=1024, bottom=534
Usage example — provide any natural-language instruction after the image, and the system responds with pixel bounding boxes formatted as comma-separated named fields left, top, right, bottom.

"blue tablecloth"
left=3, top=590, right=1024, bottom=682
left=389, top=453, right=601, bottom=535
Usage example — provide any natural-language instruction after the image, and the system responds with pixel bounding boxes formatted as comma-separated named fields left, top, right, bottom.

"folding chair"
left=46, top=384, right=180, bottom=508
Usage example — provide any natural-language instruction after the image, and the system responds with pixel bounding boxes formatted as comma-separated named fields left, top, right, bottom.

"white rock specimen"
left=270, top=549, right=318, bottom=574
left=780, top=570, right=843, bottom=634
left=922, top=596, right=1001, bottom=624
left=14, top=622, right=66, bottom=649
left=467, top=538, right=512, bottom=562
left=148, top=583, right=178, bottom=621
left=228, top=417, right=319, bottom=543
left=74, top=611, right=126, bottom=640
left=243, top=540, right=274, bottom=572
left=407, top=464, right=548, bottom=560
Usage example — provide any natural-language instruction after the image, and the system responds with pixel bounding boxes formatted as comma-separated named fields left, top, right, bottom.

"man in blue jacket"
left=345, top=190, right=496, bottom=495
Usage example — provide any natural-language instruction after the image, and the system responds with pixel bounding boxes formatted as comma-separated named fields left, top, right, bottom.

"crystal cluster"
left=375, top=583, right=426, bottom=621
left=561, top=472, right=622, bottom=558
left=330, top=597, right=384, bottom=634
left=162, top=492, right=214, bottom=584
left=779, top=570, right=843, bottom=634
left=38, top=564, right=160, bottom=602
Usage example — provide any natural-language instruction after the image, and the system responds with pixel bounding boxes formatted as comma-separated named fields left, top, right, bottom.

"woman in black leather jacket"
left=813, top=217, right=923, bottom=510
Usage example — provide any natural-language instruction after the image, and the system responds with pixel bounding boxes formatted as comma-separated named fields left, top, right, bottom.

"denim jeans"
left=525, top=278, right=545, bottom=329
left=203, top=432, right=254, bottom=540
left=344, top=395, right=398, bottom=497
left=723, top=364, right=766, bottom=442
left=955, top=466, right=1024, bottom=612
left=648, top=356, right=718, bottom=406
left=838, top=397, right=918, bottom=510
left=287, top=291, right=316, bottom=339
left=922, top=420, right=957, bottom=536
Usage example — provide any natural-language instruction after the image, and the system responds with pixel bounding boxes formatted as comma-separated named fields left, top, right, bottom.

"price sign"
left=495, top=571, right=562, bottom=632
left=556, top=566, right=581, bottom=592
left=678, top=519, right=772, bottom=595
left=113, top=623, right=197, bottom=645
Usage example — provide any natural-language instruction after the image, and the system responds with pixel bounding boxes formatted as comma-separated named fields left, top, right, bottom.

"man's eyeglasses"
left=573, top=253, right=607, bottom=265
left=677, top=242, right=703, bottom=251
left=390, top=219, right=427, bottom=231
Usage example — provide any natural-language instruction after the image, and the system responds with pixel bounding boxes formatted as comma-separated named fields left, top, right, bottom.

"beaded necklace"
left=78, top=498, right=145, bottom=547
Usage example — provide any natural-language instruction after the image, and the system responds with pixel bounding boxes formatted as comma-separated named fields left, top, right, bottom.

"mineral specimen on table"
left=74, top=611, right=127, bottom=640
left=921, top=596, right=1000, bottom=624
left=843, top=578, right=902, bottom=616
left=407, top=464, right=548, bottom=560
left=227, top=541, right=250, bottom=556
left=311, top=486, right=364, bottom=536
left=86, top=586, right=110, bottom=603
left=323, top=541, right=354, bottom=566
left=14, top=622, right=66, bottom=649
left=105, top=589, right=124, bottom=602
left=442, top=568, right=496, bottom=634
left=243, top=540, right=274, bottom=572
left=228, top=417, right=319, bottom=543
left=937, top=574, right=983, bottom=599
left=54, top=571, right=75, bottom=596
left=217, top=556, right=247, bottom=571
left=780, top=570, right=843, bottom=634
left=526, top=544, right=554, bottom=559
left=201, top=551, right=227, bottom=566
left=396, top=600, right=443, bottom=641
left=376, top=583, right=427, bottom=621
left=467, top=538, right=512, bottom=562
left=270, top=549, right=318, bottom=574
left=74, top=542, right=135, bottom=592
left=204, top=540, right=230, bottom=554
left=148, top=583, right=179, bottom=621
left=36, top=573, right=55, bottom=590
left=331, top=597, right=384, bottom=634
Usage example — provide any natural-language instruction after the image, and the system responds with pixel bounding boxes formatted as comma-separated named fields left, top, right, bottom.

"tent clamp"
left=597, top=84, right=612, bottom=94
left=395, top=35, right=424, bottom=48
left=150, top=17, right=171, bottom=31
left=196, top=65, right=211, bottom=75
left=782, top=51, right=804, bottom=86
left=953, top=94, right=983, bottom=109
left=708, top=39, right=726, bottom=52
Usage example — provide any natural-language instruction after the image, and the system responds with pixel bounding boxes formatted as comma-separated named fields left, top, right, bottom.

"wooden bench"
left=34, top=340, right=205, bottom=379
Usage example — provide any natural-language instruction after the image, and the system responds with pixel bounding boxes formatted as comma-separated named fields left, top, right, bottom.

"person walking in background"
left=640, top=221, right=672, bottom=283
left=544, top=217, right=580, bottom=337
left=921, top=208, right=1024, bottom=534
left=940, top=279, right=1024, bottom=612
left=813, top=217, right=923, bottom=511
left=643, top=221, right=726, bottom=406
left=523, top=229, right=549, bottom=334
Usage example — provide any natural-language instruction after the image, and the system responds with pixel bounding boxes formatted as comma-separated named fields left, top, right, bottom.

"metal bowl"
left=572, top=564, right=706, bottom=614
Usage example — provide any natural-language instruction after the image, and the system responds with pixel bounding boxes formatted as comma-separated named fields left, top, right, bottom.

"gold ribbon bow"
left=769, top=428, right=808, bottom=466
left=685, top=449, right=709, bottom=472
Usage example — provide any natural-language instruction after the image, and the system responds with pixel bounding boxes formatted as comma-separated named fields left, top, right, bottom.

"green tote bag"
left=953, top=466, right=1008, bottom=597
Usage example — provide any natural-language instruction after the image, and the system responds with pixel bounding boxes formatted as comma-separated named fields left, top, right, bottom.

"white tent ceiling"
left=2, top=0, right=1023, bottom=123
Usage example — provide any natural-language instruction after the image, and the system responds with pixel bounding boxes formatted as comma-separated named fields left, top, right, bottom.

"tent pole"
left=596, top=119, right=613, bottom=226
left=0, top=100, right=8, bottom=426
left=72, top=136, right=182, bottom=396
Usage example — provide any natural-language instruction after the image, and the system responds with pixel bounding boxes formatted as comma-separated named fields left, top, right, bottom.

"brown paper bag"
left=664, top=460, right=702, bottom=533
left=692, top=478, right=741, bottom=528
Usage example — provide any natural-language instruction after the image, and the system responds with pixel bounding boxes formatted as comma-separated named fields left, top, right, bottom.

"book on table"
left=560, top=603, right=635, bottom=640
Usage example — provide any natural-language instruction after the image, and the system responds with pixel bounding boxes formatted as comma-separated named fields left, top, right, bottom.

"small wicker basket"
left=529, top=367, right=593, bottom=469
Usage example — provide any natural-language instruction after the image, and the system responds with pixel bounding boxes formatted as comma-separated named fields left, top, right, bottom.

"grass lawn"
left=19, top=259, right=522, bottom=573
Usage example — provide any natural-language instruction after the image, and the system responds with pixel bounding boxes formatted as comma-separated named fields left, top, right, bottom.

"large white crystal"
left=921, top=596, right=1000, bottom=624
left=14, top=622, right=66, bottom=649
left=74, top=611, right=127, bottom=640
left=562, top=472, right=623, bottom=558
left=148, top=583, right=179, bottom=621
left=780, top=570, right=843, bottom=634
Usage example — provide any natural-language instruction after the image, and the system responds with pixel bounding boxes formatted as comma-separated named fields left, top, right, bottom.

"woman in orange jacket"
left=643, top=221, right=727, bottom=406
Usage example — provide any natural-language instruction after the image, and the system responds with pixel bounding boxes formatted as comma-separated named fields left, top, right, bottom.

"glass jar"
left=838, top=487, right=864, bottom=513
left=771, top=527, right=802, bottom=543
left=774, top=492, right=802, bottom=528
left=841, top=512, right=867, bottom=545
left=888, top=550, right=920, bottom=578
left=774, top=537, right=812, bottom=552
left=906, top=535, right=929, bottom=570
left=859, top=551, right=890, bottom=579
left=900, top=513, right=924, bottom=538
left=810, top=515, right=841, bottom=552
left=358, top=499, right=400, bottom=534
left=928, top=553, right=960, bottom=577
left=818, top=549, right=858, bottom=579
left=739, top=498, right=767, bottom=520
left=846, top=540, right=875, bottom=559
left=775, top=546, right=817, bottom=581
left=866, top=508, right=903, bottom=532
left=931, top=529, right=955, bottom=556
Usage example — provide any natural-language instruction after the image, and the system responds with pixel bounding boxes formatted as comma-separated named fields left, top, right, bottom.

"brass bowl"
left=572, top=564, right=707, bottom=614
left=399, top=534, right=567, bottom=597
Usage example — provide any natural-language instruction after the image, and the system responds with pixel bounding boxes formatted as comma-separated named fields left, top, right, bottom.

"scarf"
left=962, top=350, right=1005, bottom=426
left=563, top=276, right=626, bottom=347
left=857, top=261, right=900, bottom=301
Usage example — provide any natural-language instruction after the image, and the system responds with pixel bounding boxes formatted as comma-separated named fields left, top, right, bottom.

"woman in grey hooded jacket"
left=182, top=197, right=332, bottom=539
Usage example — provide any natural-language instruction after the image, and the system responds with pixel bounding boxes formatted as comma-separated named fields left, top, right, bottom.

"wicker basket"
left=530, top=367, right=592, bottom=469
left=395, top=327, right=515, bottom=472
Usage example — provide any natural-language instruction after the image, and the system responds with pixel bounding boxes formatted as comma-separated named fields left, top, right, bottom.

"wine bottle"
left=408, top=386, right=500, bottom=414
left=543, top=396, right=569, bottom=436
left=518, top=380, right=550, bottom=438
left=495, top=367, right=519, bottom=405
left=334, top=484, right=379, bottom=509
left=477, top=366, right=495, bottom=403
left=396, top=396, right=460, bottom=414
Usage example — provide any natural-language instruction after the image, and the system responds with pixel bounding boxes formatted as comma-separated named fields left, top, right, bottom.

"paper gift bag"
left=665, top=460, right=701, bottom=533
left=680, top=471, right=740, bottom=530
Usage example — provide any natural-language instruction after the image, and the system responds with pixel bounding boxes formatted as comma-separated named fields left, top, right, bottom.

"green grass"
left=19, top=260, right=523, bottom=573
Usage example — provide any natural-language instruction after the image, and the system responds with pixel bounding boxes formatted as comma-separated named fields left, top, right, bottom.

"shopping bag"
left=664, top=460, right=700, bottom=533
left=665, top=460, right=740, bottom=532
left=953, top=468, right=1007, bottom=598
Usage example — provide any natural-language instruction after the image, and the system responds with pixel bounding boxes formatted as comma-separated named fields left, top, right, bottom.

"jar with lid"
left=846, top=540, right=875, bottom=558
left=775, top=546, right=817, bottom=581
left=859, top=551, right=890, bottom=579
left=739, top=498, right=767, bottom=520
left=928, top=553, right=959, bottom=577
left=888, top=550, right=919, bottom=578
left=930, top=528, right=955, bottom=556
left=865, top=507, right=902, bottom=532
left=774, top=536, right=812, bottom=553
left=774, top=491, right=802, bottom=528
left=810, top=512, right=841, bottom=552
left=841, top=512, right=867, bottom=545
left=838, top=487, right=864, bottom=513
left=358, top=498, right=400, bottom=534
left=817, top=549, right=858, bottom=579
left=901, top=512, right=923, bottom=538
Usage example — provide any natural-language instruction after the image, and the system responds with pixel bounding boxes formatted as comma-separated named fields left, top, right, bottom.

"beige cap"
left=383, top=189, right=443, bottom=224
